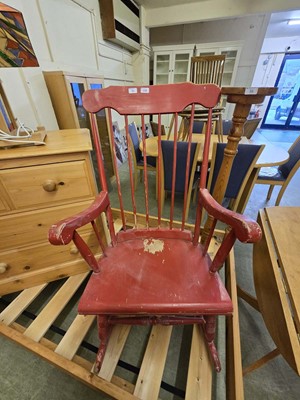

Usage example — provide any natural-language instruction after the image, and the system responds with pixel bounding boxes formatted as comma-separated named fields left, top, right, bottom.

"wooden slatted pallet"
left=0, top=276, right=213, bottom=399
left=0, top=220, right=244, bottom=400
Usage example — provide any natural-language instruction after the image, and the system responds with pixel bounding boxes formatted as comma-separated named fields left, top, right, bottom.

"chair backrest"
left=161, top=141, right=199, bottom=193
left=190, top=55, right=226, bottom=86
left=192, top=120, right=205, bottom=133
left=243, top=118, right=262, bottom=139
left=82, top=82, right=221, bottom=236
left=208, top=142, right=264, bottom=209
left=150, top=121, right=166, bottom=136
left=128, top=121, right=142, bottom=163
left=222, top=119, right=232, bottom=135
left=278, top=135, right=300, bottom=178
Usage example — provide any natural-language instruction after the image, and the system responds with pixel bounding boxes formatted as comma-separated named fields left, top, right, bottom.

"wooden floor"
left=0, top=222, right=243, bottom=400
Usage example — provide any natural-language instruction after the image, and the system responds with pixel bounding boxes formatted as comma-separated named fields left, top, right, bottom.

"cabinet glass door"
left=155, top=53, right=171, bottom=84
left=87, top=80, right=114, bottom=180
left=173, top=52, right=191, bottom=83
left=221, top=50, right=238, bottom=86
left=70, top=82, right=89, bottom=129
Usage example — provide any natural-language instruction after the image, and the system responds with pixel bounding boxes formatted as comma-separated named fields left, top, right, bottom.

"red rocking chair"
left=48, top=82, right=261, bottom=374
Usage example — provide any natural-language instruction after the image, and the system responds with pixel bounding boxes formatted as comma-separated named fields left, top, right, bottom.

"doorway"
left=262, top=53, right=300, bottom=130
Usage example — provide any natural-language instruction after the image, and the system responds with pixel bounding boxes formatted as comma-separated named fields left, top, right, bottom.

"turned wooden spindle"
left=201, top=87, right=278, bottom=243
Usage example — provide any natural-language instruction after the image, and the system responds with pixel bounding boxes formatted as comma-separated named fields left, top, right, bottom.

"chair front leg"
left=202, top=315, right=221, bottom=372
left=266, top=184, right=275, bottom=201
left=94, top=315, right=112, bottom=374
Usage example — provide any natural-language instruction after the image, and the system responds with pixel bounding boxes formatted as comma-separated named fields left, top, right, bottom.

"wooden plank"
left=0, top=322, right=139, bottom=400
left=225, top=250, right=245, bottom=400
left=99, top=324, right=131, bottom=381
left=24, top=273, right=88, bottom=342
left=111, top=376, right=135, bottom=394
left=243, top=348, right=280, bottom=376
left=55, top=314, right=95, bottom=360
left=266, top=207, right=300, bottom=333
left=12, top=321, right=136, bottom=395
left=0, top=283, right=47, bottom=325
left=133, top=325, right=172, bottom=399
left=253, top=211, right=300, bottom=374
left=185, top=325, right=212, bottom=400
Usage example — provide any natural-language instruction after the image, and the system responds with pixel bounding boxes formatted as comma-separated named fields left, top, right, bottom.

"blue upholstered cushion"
left=161, top=141, right=197, bottom=193
left=210, top=143, right=262, bottom=198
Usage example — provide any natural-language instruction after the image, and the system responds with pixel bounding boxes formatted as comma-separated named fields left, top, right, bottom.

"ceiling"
left=265, top=10, right=300, bottom=38
left=134, top=0, right=201, bottom=8
left=134, top=0, right=300, bottom=38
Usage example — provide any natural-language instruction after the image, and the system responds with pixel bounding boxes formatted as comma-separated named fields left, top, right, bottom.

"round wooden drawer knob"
left=42, top=180, right=57, bottom=192
left=0, top=263, right=8, bottom=273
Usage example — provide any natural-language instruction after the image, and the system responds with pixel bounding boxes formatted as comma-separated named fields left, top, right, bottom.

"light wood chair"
left=189, top=55, right=226, bottom=87
left=128, top=121, right=156, bottom=190
left=48, top=82, right=262, bottom=375
left=171, top=55, right=226, bottom=141
left=256, top=135, right=300, bottom=205
left=242, top=118, right=262, bottom=139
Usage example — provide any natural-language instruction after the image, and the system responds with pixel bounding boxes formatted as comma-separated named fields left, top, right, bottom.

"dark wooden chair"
left=48, top=82, right=262, bottom=375
left=256, top=135, right=300, bottom=205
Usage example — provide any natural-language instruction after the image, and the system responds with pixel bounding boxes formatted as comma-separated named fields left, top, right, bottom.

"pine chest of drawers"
left=0, top=129, right=101, bottom=295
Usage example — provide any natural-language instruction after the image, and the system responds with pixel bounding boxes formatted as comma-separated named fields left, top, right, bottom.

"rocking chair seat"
left=78, top=228, right=233, bottom=316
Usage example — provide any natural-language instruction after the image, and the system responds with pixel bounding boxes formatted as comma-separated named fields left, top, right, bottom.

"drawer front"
left=0, top=231, right=100, bottom=280
left=0, top=160, right=95, bottom=210
left=0, top=200, right=95, bottom=251
left=0, top=197, right=9, bottom=213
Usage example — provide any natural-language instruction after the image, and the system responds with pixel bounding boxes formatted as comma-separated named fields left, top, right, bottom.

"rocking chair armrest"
left=48, top=191, right=110, bottom=246
left=199, top=188, right=262, bottom=243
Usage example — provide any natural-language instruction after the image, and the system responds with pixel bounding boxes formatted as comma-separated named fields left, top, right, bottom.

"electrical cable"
left=0, top=119, right=46, bottom=145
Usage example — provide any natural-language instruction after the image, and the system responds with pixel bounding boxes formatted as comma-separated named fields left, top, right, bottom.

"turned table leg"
left=201, top=87, right=277, bottom=242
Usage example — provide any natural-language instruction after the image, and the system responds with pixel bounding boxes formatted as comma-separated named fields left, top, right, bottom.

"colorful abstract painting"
left=0, top=3, right=38, bottom=67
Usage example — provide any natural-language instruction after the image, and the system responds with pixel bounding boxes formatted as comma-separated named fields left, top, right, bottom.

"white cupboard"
left=152, top=42, right=242, bottom=121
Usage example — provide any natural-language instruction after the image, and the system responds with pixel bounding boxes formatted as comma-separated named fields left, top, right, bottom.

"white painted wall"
left=0, top=0, right=141, bottom=131
left=150, top=14, right=270, bottom=87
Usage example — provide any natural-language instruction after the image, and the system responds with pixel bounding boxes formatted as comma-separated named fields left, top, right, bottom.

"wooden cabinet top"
left=43, top=70, right=104, bottom=79
left=0, top=129, right=92, bottom=162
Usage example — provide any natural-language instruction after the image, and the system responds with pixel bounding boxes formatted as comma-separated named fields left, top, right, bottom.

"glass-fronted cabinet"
left=153, top=43, right=241, bottom=120
left=153, top=49, right=193, bottom=85
left=43, top=71, right=114, bottom=184
left=220, top=49, right=239, bottom=86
